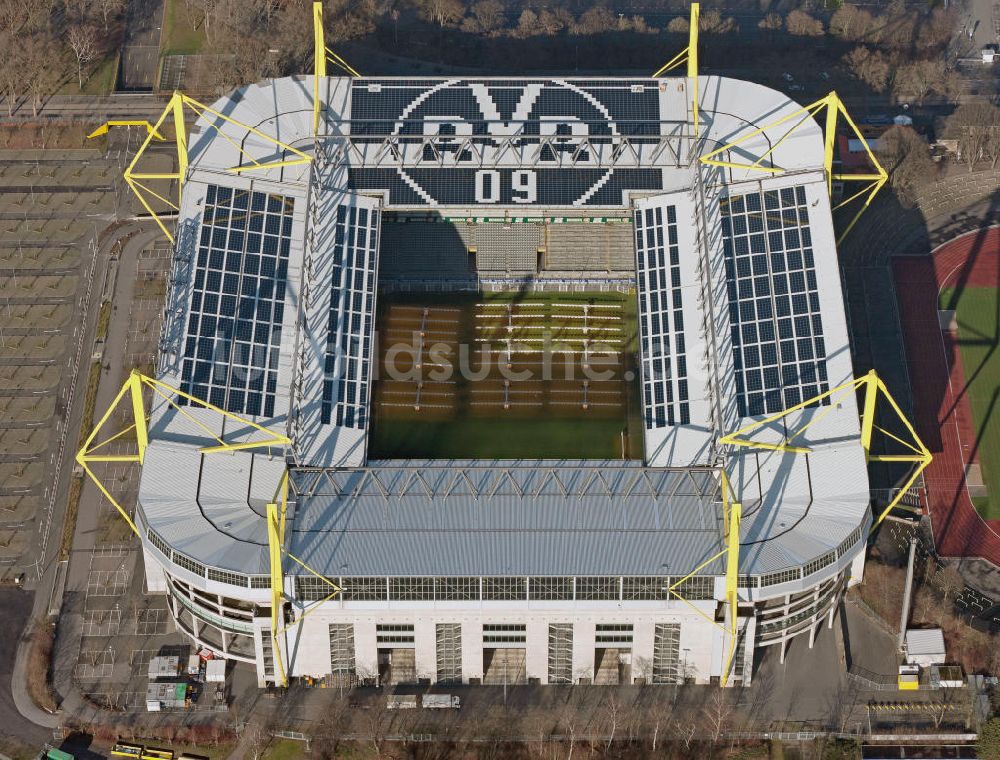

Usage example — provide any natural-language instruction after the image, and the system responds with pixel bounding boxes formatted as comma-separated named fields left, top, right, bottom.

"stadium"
left=77, top=12, right=930, bottom=689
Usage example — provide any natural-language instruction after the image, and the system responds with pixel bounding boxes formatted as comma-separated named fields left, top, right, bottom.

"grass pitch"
left=939, top=286, right=1000, bottom=521
left=369, top=291, right=642, bottom=460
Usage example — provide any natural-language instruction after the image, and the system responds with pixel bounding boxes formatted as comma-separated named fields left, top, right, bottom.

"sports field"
left=940, top=285, right=1000, bottom=520
left=368, top=291, right=642, bottom=460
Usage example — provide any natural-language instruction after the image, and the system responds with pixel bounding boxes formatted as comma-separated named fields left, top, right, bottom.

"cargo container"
left=422, top=694, right=460, bottom=709
left=147, top=655, right=181, bottom=680
left=206, top=659, right=226, bottom=683
left=145, top=682, right=188, bottom=712
left=386, top=695, right=417, bottom=709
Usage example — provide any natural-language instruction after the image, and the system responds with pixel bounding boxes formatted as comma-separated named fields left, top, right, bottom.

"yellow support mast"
left=123, top=91, right=313, bottom=243
left=720, top=369, right=932, bottom=531
left=312, top=1, right=362, bottom=137
left=698, top=91, right=888, bottom=244
left=313, top=1, right=326, bottom=136
left=666, top=466, right=742, bottom=686
left=88, top=120, right=165, bottom=140
left=79, top=369, right=343, bottom=688
left=76, top=370, right=291, bottom=535
left=267, top=501, right=288, bottom=687
left=651, top=3, right=700, bottom=137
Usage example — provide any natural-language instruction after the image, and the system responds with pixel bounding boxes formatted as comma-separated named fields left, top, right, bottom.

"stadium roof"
left=137, top=74, right=871, bottom=588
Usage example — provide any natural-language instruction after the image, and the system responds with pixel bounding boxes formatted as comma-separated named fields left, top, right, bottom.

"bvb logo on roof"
left=389, top=79, right=624, bottom=206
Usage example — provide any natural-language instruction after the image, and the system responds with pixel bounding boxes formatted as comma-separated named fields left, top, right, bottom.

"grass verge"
left=939, top=285, right=1000, bottom=521
left=26, top=621, right=58, bottom=713
left=96, top=300, right=112, bottom=341
left=60, top=359, right=103, bottom=560
left=262, top=740, right=307, bottom=760
left=161, top=0, right=207, bottom=55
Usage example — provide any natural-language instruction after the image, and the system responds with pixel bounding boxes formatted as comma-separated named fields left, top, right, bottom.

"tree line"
left=0, top=0, right=127, bottom=116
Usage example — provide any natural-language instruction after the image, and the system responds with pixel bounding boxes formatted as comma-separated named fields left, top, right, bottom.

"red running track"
left=893, top=227, right=1000, bottom=566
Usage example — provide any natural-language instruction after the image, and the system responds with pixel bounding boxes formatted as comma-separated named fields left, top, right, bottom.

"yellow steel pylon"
left=665, top=466, right=742, bottom=686
left=719, top=369, right=932, bottom=531
left=264, top=469, right=343, bottom=687
left=123, top=91, right=313, bottom=243
left=698, top=91, right=888, bottom=244
left=87, top=120, right=165, bottom=140
left=78, top=369, right=340, bottom=687
left=312, top=1, right=361, bottom=137
left=652, top=3, right=699, bottom=137
left=75, top=369, right=292, bottom=535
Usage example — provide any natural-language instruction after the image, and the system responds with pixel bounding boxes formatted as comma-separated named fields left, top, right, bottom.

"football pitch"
left=940, top=286, right=1000, bottom=521
left=368, top=291, right=643, bottom=460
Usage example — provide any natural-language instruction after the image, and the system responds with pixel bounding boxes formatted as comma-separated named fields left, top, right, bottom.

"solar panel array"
left=721, top=186, right=829, bottom=417
left=321, top=203, right=380, bottom=428
left=180, top=184, right=293, bottom=417
left=634, top=204, right=689, bottom=428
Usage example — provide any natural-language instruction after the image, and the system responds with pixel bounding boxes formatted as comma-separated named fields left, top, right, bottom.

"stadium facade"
left=132, top=74, right=872, bottom=688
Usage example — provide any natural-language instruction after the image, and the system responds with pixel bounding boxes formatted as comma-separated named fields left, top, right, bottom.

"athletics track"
left=892, top=227, right=1000, bottom=566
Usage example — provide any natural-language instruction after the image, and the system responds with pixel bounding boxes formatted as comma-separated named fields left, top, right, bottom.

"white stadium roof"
left=136, top=75, right=870, bottom=593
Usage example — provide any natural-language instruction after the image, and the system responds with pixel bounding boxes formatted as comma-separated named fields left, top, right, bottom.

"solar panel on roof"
left=179, top=184, right=293, bottom=417
left=634, top=202, right=689, bottom=429
left=721, top=185, right=829, bottom=417
left=321, top=202, right=380, bottom=428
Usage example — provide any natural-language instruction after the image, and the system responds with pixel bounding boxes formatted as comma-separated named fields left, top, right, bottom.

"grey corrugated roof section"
left=287, top=460, right=726, bottom=577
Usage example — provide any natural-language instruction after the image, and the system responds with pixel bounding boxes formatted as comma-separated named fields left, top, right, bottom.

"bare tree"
left=648, top=697, right=674, bottom=752
left=666, top=15, right=689, bottom=34
left=921, top=690, right=957, bottom=729
left=515, top=8, right=538, bottom=37
left=758, top=13, right=783, bottom=33
left=602, top=692, right=623, bottom=751
left=786, top=9, right=824, bottom=36
left=893, top=59, right=950, bottom=105
left=557, top=702, right=580, bottom=760
left=95, top=0, right=125, bottom=30
left=931, top=564, right=965, bottom=604
left=365, top=698, right=391, bottom=758
left=701, top=689, right=734, bottom=746
left=245, top=724, right=270, bottom=760
left=572, top=6, right=616, bottom=35
left=537, top=9, right=571, bottom=36
left=24, top=34, right=63, bottom=117
left=829, top=5, right=875, bottom=42
left=414, top=0, right=465, bottom=28
left=676, top=715, right=698, bottom=753
left=185, top=0, right=221, bottom=39
left=876, top=126, right=935, bottom=206
left=700, top=8, right=738, bottom=34
left=469, top=0, right=505, bottom=36
left=944, top=101, right=1000, bottom=171
left=0, top=32, right=21, bottom=115
left=67, top=24, right=100, bottom=89
left=917, top=7, right=958, bottom=51
left=843, top=46, right=891, bottom=93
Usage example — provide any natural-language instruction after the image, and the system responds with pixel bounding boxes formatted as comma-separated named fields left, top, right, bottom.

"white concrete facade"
left=281, top=604, right=721, bottom=686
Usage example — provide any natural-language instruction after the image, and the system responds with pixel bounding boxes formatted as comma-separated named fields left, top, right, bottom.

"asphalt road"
left=0, top=587, right=50, bottom=745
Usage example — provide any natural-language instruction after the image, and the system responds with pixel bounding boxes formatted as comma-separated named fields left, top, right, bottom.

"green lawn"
left=57, top=53, right=119, bottom=96
left=262, top=740, right=307, bottom=760
left=161, top=0, right=207, bottom=55
left=369, top=418, right=629, bottom=459
left=370, top=291, right=642, bottom=460
left=939, top=286, right=1000, bottom=520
